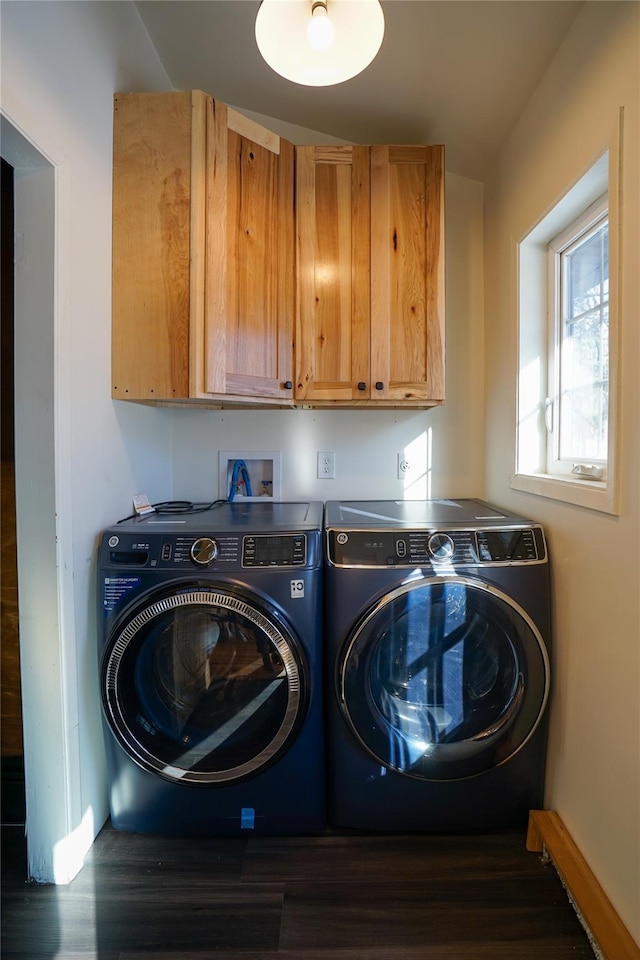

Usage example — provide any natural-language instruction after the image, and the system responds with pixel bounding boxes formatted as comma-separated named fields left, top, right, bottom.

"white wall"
left=484, top=2, right=640, bottom=944
left=1, top=0, right=174, bottom=880
left=4, top=6, right=637, bottom=942
left=0, top=0, right=486, bottom=883
left=171, top=172, right=485, bottom=503
left=1, top=0, right=487, bottom=883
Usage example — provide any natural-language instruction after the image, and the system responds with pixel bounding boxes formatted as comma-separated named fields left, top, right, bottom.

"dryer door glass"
left=102, top=586, right=307, bottom=784
left=340, top=577, right=549, bottom=781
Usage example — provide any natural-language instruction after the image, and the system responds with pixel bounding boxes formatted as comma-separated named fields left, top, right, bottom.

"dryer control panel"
left=326, top=525, right=546, bottom=568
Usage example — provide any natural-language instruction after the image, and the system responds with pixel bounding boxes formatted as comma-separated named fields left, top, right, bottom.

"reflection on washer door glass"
left=134, top=607, right=288, bottom=772
left=370, top=582, right=518, bottom=766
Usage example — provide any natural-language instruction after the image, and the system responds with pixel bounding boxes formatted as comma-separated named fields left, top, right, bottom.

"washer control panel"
left=326, top=526, right=546, bottom=567
left=103, top=532, right=308, bottom=570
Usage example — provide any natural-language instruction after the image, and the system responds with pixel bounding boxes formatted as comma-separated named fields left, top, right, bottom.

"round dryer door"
left=339, top=575, right=550, bottom=781
left=101, top=584, right=309, bottom=785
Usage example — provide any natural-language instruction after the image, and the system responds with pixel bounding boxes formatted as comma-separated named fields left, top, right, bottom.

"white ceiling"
left=134, top=0, right=584, bottom=182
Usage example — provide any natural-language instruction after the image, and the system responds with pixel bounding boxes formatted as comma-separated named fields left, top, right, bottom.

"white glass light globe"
left=255, top=0, right=385, bottom=87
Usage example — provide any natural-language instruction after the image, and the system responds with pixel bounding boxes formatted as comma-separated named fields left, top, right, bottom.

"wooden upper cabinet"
left=296, top=144, right=445, bottom=405
left=112, top=92, right=444, bottom=409
left=296, top=146, right=371, bottom=402
left=371, top=146, right=445, bottom=403
left=112, top=91, right=295, bottom=405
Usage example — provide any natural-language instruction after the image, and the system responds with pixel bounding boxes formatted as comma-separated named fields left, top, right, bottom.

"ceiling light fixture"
left=255, top=0, right=385, bottom=87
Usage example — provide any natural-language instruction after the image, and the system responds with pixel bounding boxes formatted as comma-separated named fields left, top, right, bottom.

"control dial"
left=190, top=537, right=218, bottom=566
left=428, top=533, right=455, bottom=562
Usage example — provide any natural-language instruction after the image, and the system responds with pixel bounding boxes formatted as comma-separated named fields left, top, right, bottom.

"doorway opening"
left=1, top=156, right=26, bottom=840
left=1, top=115, right=84, bottom=884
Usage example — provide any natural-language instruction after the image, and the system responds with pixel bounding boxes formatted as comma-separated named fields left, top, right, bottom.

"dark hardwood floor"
left=2, top=822, right=595, bottom=959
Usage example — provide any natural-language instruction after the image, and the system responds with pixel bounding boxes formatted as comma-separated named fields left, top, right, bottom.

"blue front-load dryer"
left=324, top=498, right=552, bottom=832
left=97, top=500, right=325, bottom=836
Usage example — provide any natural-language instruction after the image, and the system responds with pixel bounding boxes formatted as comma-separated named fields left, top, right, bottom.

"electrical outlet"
left=317, top=451, right=336, bottom=479
left=397, top=453, right=411, bottom=480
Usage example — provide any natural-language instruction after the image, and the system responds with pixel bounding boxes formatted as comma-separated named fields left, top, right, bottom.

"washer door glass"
left=340, top=576, right=549, bottom=781
left=102, top=585, right=307, bottom=785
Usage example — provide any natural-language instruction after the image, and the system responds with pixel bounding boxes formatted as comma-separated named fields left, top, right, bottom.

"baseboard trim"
left=527, top=810, right=639, bottom=960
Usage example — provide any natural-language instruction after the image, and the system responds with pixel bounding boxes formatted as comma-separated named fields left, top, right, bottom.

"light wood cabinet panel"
left=112, top=91, right=295, bottom=406
left=112, top=91, right=193, bottom=401
left=296, top=146, right=370, bottom=401
left=295, top=143, right=445, bottom=406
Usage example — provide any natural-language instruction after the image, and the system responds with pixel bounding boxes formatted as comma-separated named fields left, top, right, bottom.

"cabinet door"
left=296, top=146, right=370, bottom=401
left=370, top=145, right=445, bottom=402
left=112, top=91, right=199, bottom=401
left=112, top=92, right=294, bottom=406
left=203, top=102, right=294, bottom=403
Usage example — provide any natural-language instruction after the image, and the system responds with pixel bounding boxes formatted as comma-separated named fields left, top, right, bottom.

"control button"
left=161, top=543, right=172, bottom=561
left=396, top=539, right=407, bottom=558
left=190, top=537, right=218, bottom=566
left=428, top=533, right=455, bottom=562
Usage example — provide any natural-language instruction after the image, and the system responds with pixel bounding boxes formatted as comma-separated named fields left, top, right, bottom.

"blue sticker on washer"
left=240, top=807, right=255, bottom=830
left=102, top=576, right=141, bottom=613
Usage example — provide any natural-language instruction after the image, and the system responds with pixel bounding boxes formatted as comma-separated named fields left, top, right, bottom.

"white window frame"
left=512, top=111, right=622, bottom=515
left=547, top=195, right=609, bottom=478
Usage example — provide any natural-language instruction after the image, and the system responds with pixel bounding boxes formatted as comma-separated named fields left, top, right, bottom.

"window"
left=547, top=197, right=609, bottom=478
left=513, top=114, right=621, bottom=514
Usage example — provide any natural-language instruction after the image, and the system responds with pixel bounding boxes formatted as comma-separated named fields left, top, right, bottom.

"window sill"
left=510, top=472, right=618, bottom=515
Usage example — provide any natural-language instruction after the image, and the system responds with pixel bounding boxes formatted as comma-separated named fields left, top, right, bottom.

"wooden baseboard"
left=527, top=810, right=640, bottom=960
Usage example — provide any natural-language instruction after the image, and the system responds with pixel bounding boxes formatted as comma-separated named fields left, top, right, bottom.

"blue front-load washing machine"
left=324, top=498, right=551, bottom=832
left=97, top=500, right=325, bottom=836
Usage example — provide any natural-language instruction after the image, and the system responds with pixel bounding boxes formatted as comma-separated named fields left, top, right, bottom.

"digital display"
left=362, top=539, right=389, bottom=561
left=243, top=534, right=306, bottom=567
left=476, top=530, right=538, bottom=562
left=329, top=532, right=401, bottom=566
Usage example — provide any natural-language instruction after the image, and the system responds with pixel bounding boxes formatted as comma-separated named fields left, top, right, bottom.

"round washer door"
left=101, top=583, right=308, bottom=785
left=339, top=575, right=550, bottom=781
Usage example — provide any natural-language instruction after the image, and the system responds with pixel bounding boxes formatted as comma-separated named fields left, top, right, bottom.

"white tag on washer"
left=132, top=493, right=154, bottom=516
left=290, top=579, right=304, bottom=598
